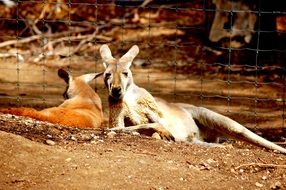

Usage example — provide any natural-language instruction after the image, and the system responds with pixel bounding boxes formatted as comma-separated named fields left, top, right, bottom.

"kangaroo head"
left=99, top=44, right=139, bottom=100
left=58, top=68, right=103, bottom=99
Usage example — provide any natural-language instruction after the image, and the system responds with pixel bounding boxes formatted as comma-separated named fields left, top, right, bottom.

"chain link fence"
left=0, top=0, right=285, bottom=137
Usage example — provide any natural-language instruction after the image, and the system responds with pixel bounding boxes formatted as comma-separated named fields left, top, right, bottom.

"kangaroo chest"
left=109, top=97, right=163, bottom=128
left=123, top=102, right=151, bottom=126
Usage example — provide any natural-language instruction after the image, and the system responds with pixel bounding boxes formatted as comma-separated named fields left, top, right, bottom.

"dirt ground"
left=0, top=113, right=286, bottom=190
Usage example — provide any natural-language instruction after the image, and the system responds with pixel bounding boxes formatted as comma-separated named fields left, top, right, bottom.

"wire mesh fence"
left=0, top=0, right=285, bottom=135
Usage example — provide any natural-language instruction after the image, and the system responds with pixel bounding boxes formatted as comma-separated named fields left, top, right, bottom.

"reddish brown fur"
left=0, top=107, right=102, bottom=129
left=0, top=70, right=104, bottom=129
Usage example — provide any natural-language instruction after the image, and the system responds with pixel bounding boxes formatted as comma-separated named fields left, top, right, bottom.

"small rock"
left=80, top=134, right=92, bottom=141
left=270, top=181, right=282, bottom=189
left=261, top=176, right=267, bottom=180
left=93, top=135, right=100, bottom=140
left=167, top=160, right=173, bottom=164
left=198, top=162, right=211, bottom=170
left=47, top=134, right=52, bottom=138
left=131, top=131, right=140, bottom=136
left=46, top=139, right=56, bottom=146
left=206, top=158, right=217, bottom=166
left=188, top=165, right=200, bottom=171
left=71, top=164, right=78, bottom=169
left=90, top=140, right=97, bottom=144
left=70, top=135, right=77, bottom=141
left=207, top=158, right=215, bottom=163
left=105, top=148, right=113, bottom=152
left=139, top=160, right=146, bottom=164
left=65, top=158, right=72, bottom=162
left=255, top=182, right=263, bottom=188
left=151, top=132, right=161, bottom=140
left=107, top=131, right=116, bottom=138
left=273, top=150, right=279, bottom=153
left=230, top=168, right=236, bottom=173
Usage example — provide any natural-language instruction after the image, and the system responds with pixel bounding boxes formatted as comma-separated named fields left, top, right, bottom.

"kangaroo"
left=0, top=69, right=104, bottom=129
left=99, top=44, right=286, bottom=154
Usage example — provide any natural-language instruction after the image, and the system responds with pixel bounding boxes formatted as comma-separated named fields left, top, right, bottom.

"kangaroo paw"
left=153, top=127, right=175, bottom=141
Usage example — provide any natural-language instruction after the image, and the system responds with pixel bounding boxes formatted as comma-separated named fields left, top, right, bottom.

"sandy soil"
left=0, top=113, right=286, bottom=190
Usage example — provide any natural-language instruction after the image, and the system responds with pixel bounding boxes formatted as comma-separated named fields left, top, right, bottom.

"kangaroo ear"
left=100, top=44, right=114, bottom=68
left=119, top=45, right=139, bottom=68
left=58, top=68, right=71, bottom=84
left=80, top=72, right=103, bottom=83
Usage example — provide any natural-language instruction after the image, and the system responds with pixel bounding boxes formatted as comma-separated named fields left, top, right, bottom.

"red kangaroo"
left=0, top=69, right=104, bottom=128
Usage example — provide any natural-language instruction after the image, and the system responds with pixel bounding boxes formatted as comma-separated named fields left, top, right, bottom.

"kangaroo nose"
left=111, top=87, right=122, bottom=98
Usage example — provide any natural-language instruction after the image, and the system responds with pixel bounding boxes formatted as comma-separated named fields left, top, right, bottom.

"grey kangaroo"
left=99, top=44, right=286, bottom=154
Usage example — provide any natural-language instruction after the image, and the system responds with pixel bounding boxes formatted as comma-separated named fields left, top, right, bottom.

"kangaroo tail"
left=0, top=107, right=47, bottom=121
left=182, top=105, right=286, bottom=154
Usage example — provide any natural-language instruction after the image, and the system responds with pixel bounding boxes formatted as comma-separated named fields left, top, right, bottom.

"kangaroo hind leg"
left=181, top=104, right=286, bottom=154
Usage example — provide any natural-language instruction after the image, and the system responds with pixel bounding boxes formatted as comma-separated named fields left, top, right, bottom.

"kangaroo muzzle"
left=111, top=86, right=122, bottom=99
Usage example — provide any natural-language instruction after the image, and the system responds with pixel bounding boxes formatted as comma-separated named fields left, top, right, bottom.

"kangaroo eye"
left=105, top=73, right=111, bottom=78
left=122, top=72, right=128, bottom=77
